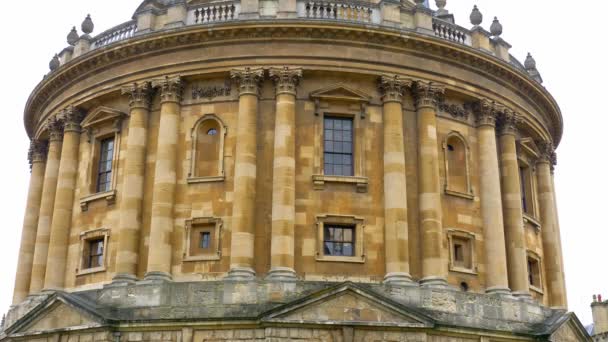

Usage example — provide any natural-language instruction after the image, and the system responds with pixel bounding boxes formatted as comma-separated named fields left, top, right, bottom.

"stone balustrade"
left=189, top=2, right=240, bottom=25
left=91, top=20, right=137, bottom=49
left=432, top=17, right=470, bottom=45
left=297, top=0, right=379, bottom=24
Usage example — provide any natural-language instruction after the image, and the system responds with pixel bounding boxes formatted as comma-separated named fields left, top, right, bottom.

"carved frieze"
left=269, top=67, right=303, bottom=96
left=438, top=101, right=470, bottom=120
left=152, top=76, right=183, bottom=103
left=121, top=81, right=153, bottom=109
left=412, top=81, right=444, bottom=109
left=230, top=67, right=264, bottom=97
left=378, top=75, right=412, bottom=103
left=191, top=80, right=232, bottom=100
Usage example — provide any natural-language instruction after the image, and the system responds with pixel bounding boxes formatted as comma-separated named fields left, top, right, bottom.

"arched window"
left=443, top=132, right=473, bottom=198
left=189, top=114, right=226, bottom=183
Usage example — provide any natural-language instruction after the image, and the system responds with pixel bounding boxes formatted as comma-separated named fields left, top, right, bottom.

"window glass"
left=96, top=138, right=114, bottom=193
left=324, top=117, right=353, bottom=176
left=527, top=257, right=541, bottom=288
left=86, top=238, right=104, bottom=269
left=323, top=225, right=355, bottom=256
left=200, top=232, right=211, bottom=249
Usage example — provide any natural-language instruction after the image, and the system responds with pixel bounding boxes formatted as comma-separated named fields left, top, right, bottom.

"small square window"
left=315, top=215, right=365, bottom=263
left=78, top=228, right=109, bottom=275
left=200, top=232, right=211, bottom=249
left=527, top=255, right=542, bottom=289
left=184, top=217, right=222, bottom=262
left=447, top=230, right=477, bottom=274
left=323, top=225, right=355, bottom=257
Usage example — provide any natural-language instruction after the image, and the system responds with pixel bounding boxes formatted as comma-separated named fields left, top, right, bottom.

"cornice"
left=24, top=21, right=562, bottom=145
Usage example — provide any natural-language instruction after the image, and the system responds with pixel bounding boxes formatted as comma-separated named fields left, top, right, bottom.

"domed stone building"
left=0, top=0, right=590, bottom=341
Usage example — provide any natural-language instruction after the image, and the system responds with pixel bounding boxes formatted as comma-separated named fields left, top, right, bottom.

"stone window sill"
left=449, top=265, right=478, bottom=275
left=315, top=254, right=366, bottom=264
left=312, top=175, right=368, bottom=193
left=76, top=266, right=106, bottom=276
left=523, top=214, right=541, bottom=230
left=530, top=284, right=544, bottom=295
left=187, top=176, right=225, bottom=184
left=80, top=190, right=116, bottom=212
left=183, top=253, right=221, bottom=262
left=445, top=189, right=475, bottom=200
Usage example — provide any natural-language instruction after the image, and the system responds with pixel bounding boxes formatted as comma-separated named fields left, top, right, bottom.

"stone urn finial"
left=490, top=16, right=502, bottom=37
left=524, top=53, right=536, bottom=70
left=67, top=26, right=79, bottom=46
left=49, top=54, right=60, bottom=71
left=435, top=0, right=448, bottom=15
left=470, top=5, right=482, bottom=26
left=82, top=14, right=94, bottom=35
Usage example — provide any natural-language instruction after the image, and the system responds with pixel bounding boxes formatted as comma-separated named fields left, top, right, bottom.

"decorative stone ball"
left=470, top=5, right=482, bottom=26
left=67, top=26, right=79, bottom=46
left=435, top=0, right=446, bottom=9
left=49, top=54, right=60, bottom=71
left=524, top=53, right=537, bottom=70
left=82, top=14, right=94, bottom=35
left=490, top=17, right=503, bottom=37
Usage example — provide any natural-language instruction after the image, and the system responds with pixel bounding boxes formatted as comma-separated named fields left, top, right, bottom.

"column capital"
left=412, top=80, right=444, bottom=109
left=122, top=81, right=153, bottom=109
left=378, top=75, right=412, bottom=103
left=231, top=67, right=264, bottom=97
left=45, top=116, right=65, bottom=142
left=473, top=99, right=500, bottom=127
left=497, top=109, right=522, bottom=136
left=60, top=106, right=84, bottom=133
left=269, top=67, right=302, bottom=96
left=152, top=76, right=183, bottom=104
left=28, top=139, right=48, bottom=166
left=537, top=140, right=556, bottom=168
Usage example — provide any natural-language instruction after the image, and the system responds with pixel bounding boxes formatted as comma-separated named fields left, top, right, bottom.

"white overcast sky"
left=0, top=0, right=605, bottom=326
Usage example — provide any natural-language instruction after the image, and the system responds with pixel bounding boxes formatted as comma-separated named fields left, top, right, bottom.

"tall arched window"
left=189, top=114, right=226, bottom=183
left=443, top=132, right=473, bottom=198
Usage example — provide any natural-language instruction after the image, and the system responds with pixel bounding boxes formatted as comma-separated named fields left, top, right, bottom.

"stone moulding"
left=25, top=21, right=562, bottom=146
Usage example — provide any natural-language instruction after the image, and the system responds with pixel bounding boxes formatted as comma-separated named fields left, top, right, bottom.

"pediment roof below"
left=310, top=84, right=371, bottom=103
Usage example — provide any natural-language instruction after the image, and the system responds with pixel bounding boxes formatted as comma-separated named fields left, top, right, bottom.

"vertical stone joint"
left=379, top=75, right=412, bottom=103
left=231, top=67, right=264, bottom=97
left=152, top=76, right=183, bottom=103
left=412, top=80, right=444, bottom=109
left=269, top=67, right=302, bottom=96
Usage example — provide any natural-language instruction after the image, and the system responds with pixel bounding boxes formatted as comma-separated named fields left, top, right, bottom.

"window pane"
left=343, top=243, right=353, bottom=256
left=324, top=242, right=333, bottom=255
left=343, top=229, right=353, bottom=242
left=97, top=138, right=114, bottom=193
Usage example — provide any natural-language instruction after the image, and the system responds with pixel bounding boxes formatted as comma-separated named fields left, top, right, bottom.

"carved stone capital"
left=497, top=109, right=522, bottom=136
left=152, top=76, right=183, bottom=104
left=269, top=67, right=302, bottom=96
left=122, top=81, right=153, bottom=109
left=45, top=116, right=64, bottom=142
left=473, top=99, right=500, bottom=127
left=412, top=81, right=444, bottom=109
left=230, top=67, right=264, bottom=97
left=60, top=106, right=84, bottom=133
left=537, top=140, right=555, bottom=167
left=28, top=139, right=48, bottom=166
left=378, top=75, right=412, bottom=103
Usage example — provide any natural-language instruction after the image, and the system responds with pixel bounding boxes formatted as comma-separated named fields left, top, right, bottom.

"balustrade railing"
left=189, top=2, right=240, bottom=24
left=91, top=20, right=137, bottom=50
left=297, top=0, right=380, bottom=24
left=432, top=18, right=470, bottom=46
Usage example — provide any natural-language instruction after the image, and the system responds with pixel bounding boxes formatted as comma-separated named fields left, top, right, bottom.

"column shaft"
left=44, top=108, right=83, bottom=290
left=227, top=67, right=263, bottom=280
left=114, top=82, right=152, bottom=283
left=413, top=81, right=447, bottom=287
left=537, top=144, right=567, bottom=308
left=379, top=76, right=413, bottom=285
left=13, top=141, right=47, bottom=303
left=476, top=101, right=510, bottom=295
left=29, top=120, right=63, bottom=293
left=498, top=112, right=530, bottom=297
left=267, top=67, right=301, bottom=281
left=145, top=76, right=182, bottom=281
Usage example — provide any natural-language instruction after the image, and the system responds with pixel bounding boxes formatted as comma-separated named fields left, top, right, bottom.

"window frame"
left=526, top=251, right=544, bottom=293
left=315, top=214, right=365, bottom=263
left=446, top=229, right=477, bottom=275
left=323, top=116, right=355, bottom=177
left=77, top=228, right=110, bottom=276
left=442, top=131, right=474, bottom=200
left=188, top=114, right=227, bottom=184
left=183, top=217, right=223, bottom=262
left=96, top=137, right=115, bottom=193
left=517, top=158, right=539, bottom=221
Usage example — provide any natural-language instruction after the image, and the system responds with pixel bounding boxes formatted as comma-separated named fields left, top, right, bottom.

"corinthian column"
left=44, top=107, right=83, bottom=290
left=12, top=140, right=47, bottom=303
left=267, top=67, right=302, bottom=281
left=227, top=67, right=263, bottom=280
left=113, top=82, right=153, bottom=284
left=497, top=110, right=530, bottom=298
left=537, top=142, right=567, bottom=308
left=475, top=100, right=510, bottom=296
left=145, top=76, right=183, bottom=281
left=29, top=119, right=63, bottom=294
left=379, top=76, right=414, bottom=285
left=413, top=81, right=447, bottom=287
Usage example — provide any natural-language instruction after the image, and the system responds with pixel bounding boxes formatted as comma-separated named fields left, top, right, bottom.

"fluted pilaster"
left=267, top=67, right=302, bottom=281
left=44, top=107, right=84, bottom=290
left=13, top=140, right=47, bottom=303
left=413, top=80, right=447, bottom=288
left=475, top=100, right=510, bottom=296
left=379, top=76, right=414, bottom=285
left=145, top=76, right=183, bottom=281
left=114, top=82, right=153, bottom=283
left=227, top=67, right=263, bottom=280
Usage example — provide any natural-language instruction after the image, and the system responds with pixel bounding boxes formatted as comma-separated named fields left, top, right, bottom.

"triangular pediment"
left=310, top=84, right=371, bottom=103
left=517, top=137, right=540, bottom=160
left=5, top=293, right=107, bottom=336
left=548, top=313, right=591, bottom=342
left=81, top=106, right=127, bottom=130
left=262, top=282, right=433, bottom=328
